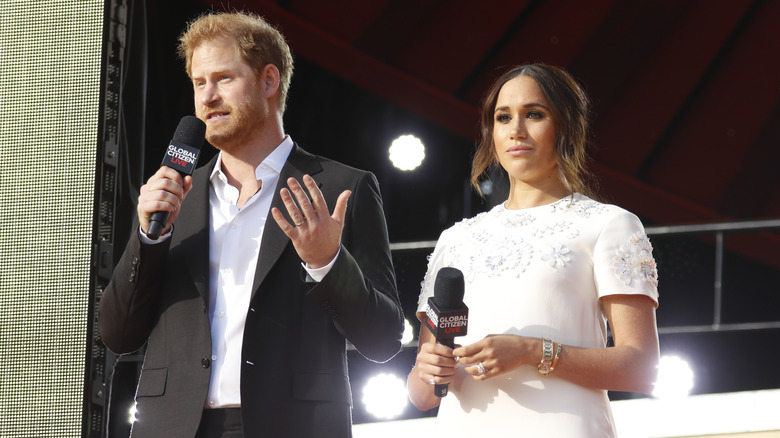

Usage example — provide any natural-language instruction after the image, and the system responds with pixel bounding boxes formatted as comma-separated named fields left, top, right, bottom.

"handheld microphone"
left=146, top=115, right=206, bottom=239
left=425, top=267, right=468, bottom=397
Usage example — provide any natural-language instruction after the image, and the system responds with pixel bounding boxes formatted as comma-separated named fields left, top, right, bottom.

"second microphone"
left=425, top=266, right=469, bottom=397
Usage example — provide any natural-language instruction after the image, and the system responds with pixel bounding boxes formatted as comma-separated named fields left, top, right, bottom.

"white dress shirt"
left=204, top=137, right=293, bottom=408
left=204, top=137, right=339, bottom=408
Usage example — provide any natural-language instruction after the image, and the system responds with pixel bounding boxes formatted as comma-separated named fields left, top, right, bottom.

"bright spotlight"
left=128, top=402, right=137, bottom=425
left=361, top=373, right=409, bottom=419
left=401, top=319, right=414, bottom=345
left=652, top=355, right=694, bottom=399
left=388, top=135, right=425, bottom=171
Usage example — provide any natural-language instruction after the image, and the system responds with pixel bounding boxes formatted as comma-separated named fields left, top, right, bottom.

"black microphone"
left=146, top=115, right=206, bottom=239
left=425, top=267, right=468, bottom=397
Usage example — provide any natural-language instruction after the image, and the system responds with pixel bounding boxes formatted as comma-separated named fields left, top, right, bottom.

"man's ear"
left=261, top=64, right=280, bottom=99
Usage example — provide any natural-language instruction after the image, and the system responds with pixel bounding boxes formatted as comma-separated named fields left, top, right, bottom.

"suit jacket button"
left=201, top=358, right=211, bottom=368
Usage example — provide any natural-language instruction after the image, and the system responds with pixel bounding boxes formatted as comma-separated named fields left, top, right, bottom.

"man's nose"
left=200, top=82, right=219, bottom=105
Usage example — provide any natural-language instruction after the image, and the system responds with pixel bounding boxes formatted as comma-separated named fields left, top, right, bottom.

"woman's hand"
left=453, top=294, right=659, bottom=392
left=414, top=340, right=458, bottom=386
left=408, top=317, right=458, bottom=411
left=454, top=335, right=538, bottom=381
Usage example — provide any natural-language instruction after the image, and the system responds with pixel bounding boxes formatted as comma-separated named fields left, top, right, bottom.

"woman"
left=407, top=63, right=660, bottom=436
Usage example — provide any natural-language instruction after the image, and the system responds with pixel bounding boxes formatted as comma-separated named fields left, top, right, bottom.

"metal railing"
left=645, top=219, right=780, bottom=335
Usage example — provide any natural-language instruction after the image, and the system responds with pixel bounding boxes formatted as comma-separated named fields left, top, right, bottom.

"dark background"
left=110, top=0, right=780, bottom=427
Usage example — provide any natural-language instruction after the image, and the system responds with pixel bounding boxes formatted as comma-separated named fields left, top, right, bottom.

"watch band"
left=538, top=338, right=554, bottom=375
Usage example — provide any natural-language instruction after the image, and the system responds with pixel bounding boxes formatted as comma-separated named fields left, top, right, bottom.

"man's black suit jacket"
left=99, top=145, right=404, bottom=437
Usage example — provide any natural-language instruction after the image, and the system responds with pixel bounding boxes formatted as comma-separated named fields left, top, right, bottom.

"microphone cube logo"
left=426, top=299, right=468, bottom=339
left=162, top=140, right=200, bottom=174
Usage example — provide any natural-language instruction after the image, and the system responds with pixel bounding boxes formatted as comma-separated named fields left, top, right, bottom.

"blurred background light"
left=388, top=135, right=425, bottom=171
left=401, top=319, right=415, bottom=345
left=478, top=180, right=493, bottom=196
left=653, top=355, right=695, bottom=399
left=361, top=373, right=409, bottom=420
left=128, top=403, right=137, bottom=425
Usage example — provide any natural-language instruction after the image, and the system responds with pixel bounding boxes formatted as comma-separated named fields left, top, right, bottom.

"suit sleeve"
left=98, top=226, right=169, bottom=354
left=306, top=171, right=404, bottom=363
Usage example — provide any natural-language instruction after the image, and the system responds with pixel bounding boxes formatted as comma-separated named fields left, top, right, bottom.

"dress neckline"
left=499, top=193, right=579, bottom=213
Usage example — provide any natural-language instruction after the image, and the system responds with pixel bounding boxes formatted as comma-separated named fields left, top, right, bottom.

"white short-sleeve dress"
left=416, top=194, right=659, bottom=437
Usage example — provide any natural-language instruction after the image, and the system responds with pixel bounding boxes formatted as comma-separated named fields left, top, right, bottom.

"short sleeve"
left=593, top=210, right=659, bottom=306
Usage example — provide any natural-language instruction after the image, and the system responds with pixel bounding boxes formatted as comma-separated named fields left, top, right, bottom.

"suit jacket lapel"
left=252, top=144, right=323, bottom=298
left=177, top=155, right=215, bottom=305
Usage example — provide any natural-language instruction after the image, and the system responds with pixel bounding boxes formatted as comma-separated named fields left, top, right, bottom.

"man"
left=99, top=11, right=404, bottom=438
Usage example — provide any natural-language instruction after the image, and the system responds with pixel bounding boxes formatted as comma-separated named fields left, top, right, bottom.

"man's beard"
left=203, top=93, right=266, bottom=152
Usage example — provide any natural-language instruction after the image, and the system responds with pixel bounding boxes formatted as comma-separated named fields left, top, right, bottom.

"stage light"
left=128, top=403, right=137, bottom=425
left=652, top=355, right=694, bottom=399
left=388, top=135, right=425, bottom=171
left=361, top=373, right=409, bottom=419
left=402, top=319, right=415, bottom=345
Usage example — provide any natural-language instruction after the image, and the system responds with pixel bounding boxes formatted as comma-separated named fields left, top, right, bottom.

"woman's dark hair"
left=471, top=63, right=595, bottom=198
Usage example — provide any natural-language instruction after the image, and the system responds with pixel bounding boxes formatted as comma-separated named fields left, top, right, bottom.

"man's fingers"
left=286, top=177, right=315, bottom=218
left=279, top=187, right=306, bottom=226
left=182, top=175, right=194, bottom=198
left=332, top=190, right=351, bottom=222
left=302, top=174, right=328, bottom=215
left=295, top=175, right=350, bottom=224
left=271, top=207, right=295, bottom=233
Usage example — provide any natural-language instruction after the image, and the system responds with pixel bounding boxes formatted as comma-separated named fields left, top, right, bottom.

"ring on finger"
left=428, top=378, right=435, bottom=385
left=294, top=218, right=306, bottom=226
left=477, top=362, right=487, bottom=376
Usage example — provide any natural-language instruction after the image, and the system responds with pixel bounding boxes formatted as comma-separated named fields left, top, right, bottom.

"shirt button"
left=218, top=311, right=225, bottom=318
left=209, top=400, right=215, bottom=407
left=211, top=354, right=217, bottom=361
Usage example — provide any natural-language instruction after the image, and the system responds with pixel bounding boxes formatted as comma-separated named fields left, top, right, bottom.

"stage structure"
left=0, top=0, right=132, bottom=436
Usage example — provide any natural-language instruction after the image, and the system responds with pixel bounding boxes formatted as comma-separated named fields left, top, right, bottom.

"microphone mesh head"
left=172, top=115, right=206, bottom=148
left=433, top=267, right=465, bottom=308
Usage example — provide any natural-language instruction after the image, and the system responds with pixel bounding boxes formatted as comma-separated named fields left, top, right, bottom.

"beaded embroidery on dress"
left=420, top=194, right=659, bottom=303
left=614, top=231, right=659, bottom=287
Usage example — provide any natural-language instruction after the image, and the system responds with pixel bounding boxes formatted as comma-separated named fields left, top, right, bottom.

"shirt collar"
left=209, top=135, right=294, bottom=182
